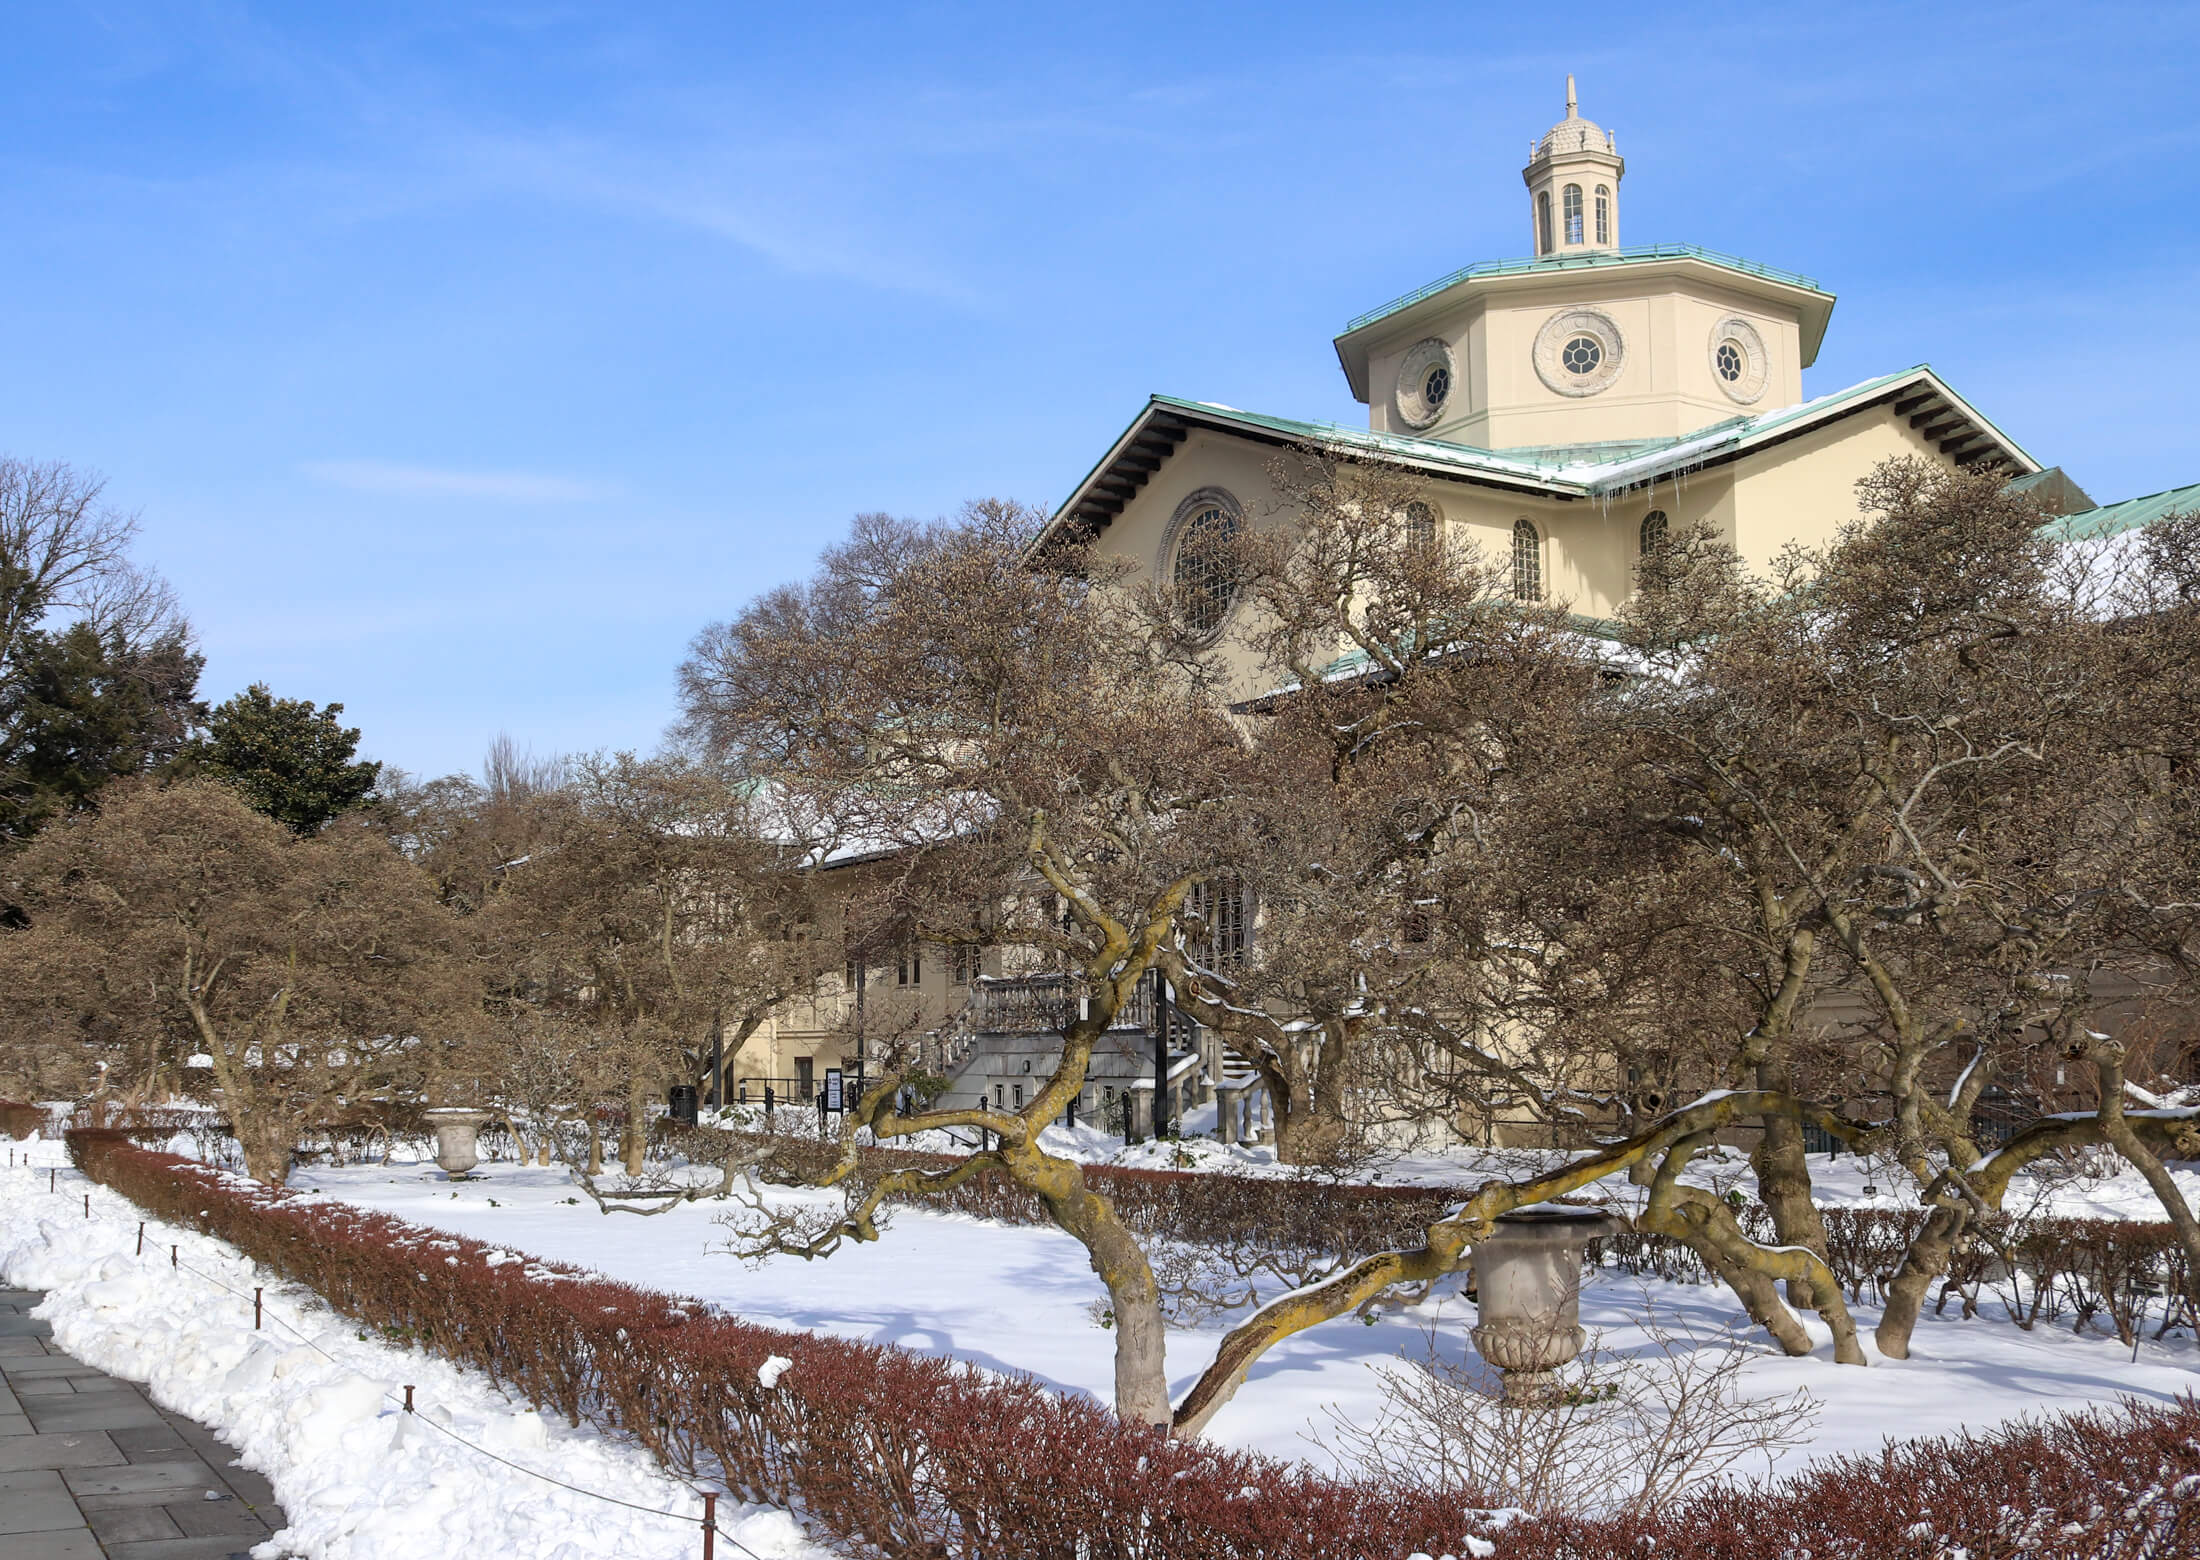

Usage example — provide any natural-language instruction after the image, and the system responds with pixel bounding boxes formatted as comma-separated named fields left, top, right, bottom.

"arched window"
left=1172, top=497, right=1242, bottom=637
left=1511, top=518, right=1542, bottom=601
left=1595, top=186, right=1610, bottom=245
left=1639, top=509, right=1668, bottom=555
left=1404, top=500, right=1438, bottom=550
left=1537, top=191, right=1553, bottom=254
left=1562, top=185, right=1583, bottom=245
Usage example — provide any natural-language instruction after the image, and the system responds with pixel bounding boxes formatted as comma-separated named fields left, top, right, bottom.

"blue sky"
left=3, top=3, right=2194, bottom=779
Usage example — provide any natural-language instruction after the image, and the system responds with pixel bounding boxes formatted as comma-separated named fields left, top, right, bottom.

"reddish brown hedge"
left=66, top=1130, right=2200, bottom=1560
left=0, top=1099, right=44, bottom=1140
left=67, top=1129, right=1475, bottom=1559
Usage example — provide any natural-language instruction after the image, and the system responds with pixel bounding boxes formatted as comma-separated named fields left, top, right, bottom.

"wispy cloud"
left=301, top=459, right=614, bottom=503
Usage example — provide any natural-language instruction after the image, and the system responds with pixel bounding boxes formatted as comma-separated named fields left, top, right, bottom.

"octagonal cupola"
left=1524, top=76, right=1623, bottom=256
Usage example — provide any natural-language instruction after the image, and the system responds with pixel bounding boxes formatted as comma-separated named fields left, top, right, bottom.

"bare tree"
left=0, top=779, right=478, bottom=1182
left=481, top=751, right=830, bottom=1178
left=0, top=457, right=184, bottom=679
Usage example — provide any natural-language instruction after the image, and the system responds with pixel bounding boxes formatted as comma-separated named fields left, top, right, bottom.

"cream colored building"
left=729, top=80, right=2198, bottom=1123
left=1033, top=78, right=2200, bottom=703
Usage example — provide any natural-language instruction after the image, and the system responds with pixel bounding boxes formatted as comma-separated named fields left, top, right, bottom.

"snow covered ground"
left=287, top=1142, right=2200, bottom=1484
left=0, top=1139, right=823, bottom=1560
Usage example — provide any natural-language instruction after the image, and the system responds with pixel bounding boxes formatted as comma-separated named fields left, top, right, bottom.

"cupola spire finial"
left=1524, top=75, right=1622, bottom=255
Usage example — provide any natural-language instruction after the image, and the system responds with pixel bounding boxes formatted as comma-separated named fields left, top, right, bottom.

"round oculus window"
left=1707, top=317, right=1770, bottom=404
left=1394, top=338, right=1457, bottom=430
left=1532, top=308, right=1625, bottom=397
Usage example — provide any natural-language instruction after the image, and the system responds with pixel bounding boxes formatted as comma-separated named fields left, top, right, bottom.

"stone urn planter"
left=423, top=1108, right=489, bottom=1179
left=1469, top=1206, right=1627, bottom=1404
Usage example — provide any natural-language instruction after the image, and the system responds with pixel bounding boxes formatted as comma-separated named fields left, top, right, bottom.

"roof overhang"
left=1037, top=397, right=1579, bottom=556
left=1038, top=366, right=2040, bottom=556
left=1333, top=247, right=1838, bottom=403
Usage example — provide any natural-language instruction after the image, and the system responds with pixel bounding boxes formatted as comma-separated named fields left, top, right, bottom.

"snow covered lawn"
left=290, top=1147, right=2200, bottom=1482
left=0, top=1140, right=822, bottom=1560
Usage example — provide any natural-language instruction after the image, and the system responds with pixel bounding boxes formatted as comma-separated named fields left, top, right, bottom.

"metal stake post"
left=701, top=1491, right=719, bottom=1560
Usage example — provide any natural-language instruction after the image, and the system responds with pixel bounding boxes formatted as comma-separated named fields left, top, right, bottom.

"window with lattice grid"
left=1189, top=877, right=1251, bottom=968
left=1404, top=500, right=1437, bottom=550
left=1512, top=518, right=1542, bottom=601
left=1595, top=186, right=1610, bottom=244
left=1562, top=184, right=1583, bottom=244
left=1173, top=504, right=1240, bottom=637
left=1640, top=510, right=1668, bottom=555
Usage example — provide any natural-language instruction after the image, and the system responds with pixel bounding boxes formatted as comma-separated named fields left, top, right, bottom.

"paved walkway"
left=0, top=1288, right=290, bottom=1559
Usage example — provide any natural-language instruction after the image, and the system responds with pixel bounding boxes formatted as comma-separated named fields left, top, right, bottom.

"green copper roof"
left=1340, top=243, right=1828, bottom=337
left=1140, top=366, right=1979, bottom=497
left=2038, top=479, right=2200, bottom=542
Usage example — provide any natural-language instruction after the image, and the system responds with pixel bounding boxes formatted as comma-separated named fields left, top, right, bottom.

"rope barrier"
left=32, top=1163, right=765, bottom=1560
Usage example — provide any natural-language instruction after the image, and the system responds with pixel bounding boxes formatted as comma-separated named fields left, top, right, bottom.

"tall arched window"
left=1511, top=518, right=1542, bottom=601
left=1562, top=185, right=1584, bottom=245
left=1639, top=509, right=1668, bottom=555
left=1172, top=497, right=1242, bottom=638
left=1595, top=186, right=1610, bottom=245
left=1404, top=500, right=1438, bottom=551
left=1537, top=191, right=1553, bottom=254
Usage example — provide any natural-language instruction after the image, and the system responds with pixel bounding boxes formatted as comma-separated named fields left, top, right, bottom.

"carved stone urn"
left=1469, top=1206, right=1627, bottom=1404
left=423, top=1108, right=488, bottom=1179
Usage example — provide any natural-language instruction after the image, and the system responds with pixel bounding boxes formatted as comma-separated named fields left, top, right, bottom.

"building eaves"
left=1340, top=243, right=1828, bottom=337
left=1039, top=367, right=2037, bottom=554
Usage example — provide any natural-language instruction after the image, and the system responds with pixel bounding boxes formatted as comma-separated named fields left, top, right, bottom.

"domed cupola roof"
left=1532, top=76, right=1617, bottom=160
left=1538, top=109, right=1613, bottom=159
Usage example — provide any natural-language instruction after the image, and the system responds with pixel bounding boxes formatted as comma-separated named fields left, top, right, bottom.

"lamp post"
left=1469, top=1207, right=1626, bottom=1404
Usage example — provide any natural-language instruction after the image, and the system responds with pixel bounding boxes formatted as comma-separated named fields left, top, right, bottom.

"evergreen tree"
left=0, top=621, right=203, bottom=842
left=192, top=683, right=381, bottom=834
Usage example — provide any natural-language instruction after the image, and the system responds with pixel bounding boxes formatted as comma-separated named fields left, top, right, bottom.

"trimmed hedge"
left=718, top=1124, right=1449, bottom=1271
left=64, top=1129, right=2200, bottom=1559
left=721, top=1126, right=2195, bottom=1339
left=66, top=1130, right=1475, bottom=1560
left=0, top=1099, right=43, bottom=1141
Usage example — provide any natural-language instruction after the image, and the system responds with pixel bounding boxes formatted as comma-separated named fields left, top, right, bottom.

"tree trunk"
left=1017, top=1131, right=1175, bottom=1428
left=622, top=1071, right=647, bottom=1176
left=1752, top=1095, right=1838, bottom=1308
left=1877, top=1200, right=1969, bottom=1358
left=233, top=1111, right=295, bottom=1187
left=2095, top=1048, right=2200, bottom=1312
left=1086, top=1212, right=1171, bottom=1429
left=1268, top=1069, right=1350, bottom=1165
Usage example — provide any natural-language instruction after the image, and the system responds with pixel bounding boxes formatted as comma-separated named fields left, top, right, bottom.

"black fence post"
left=1153, top=968, right=1170, bottom=1138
